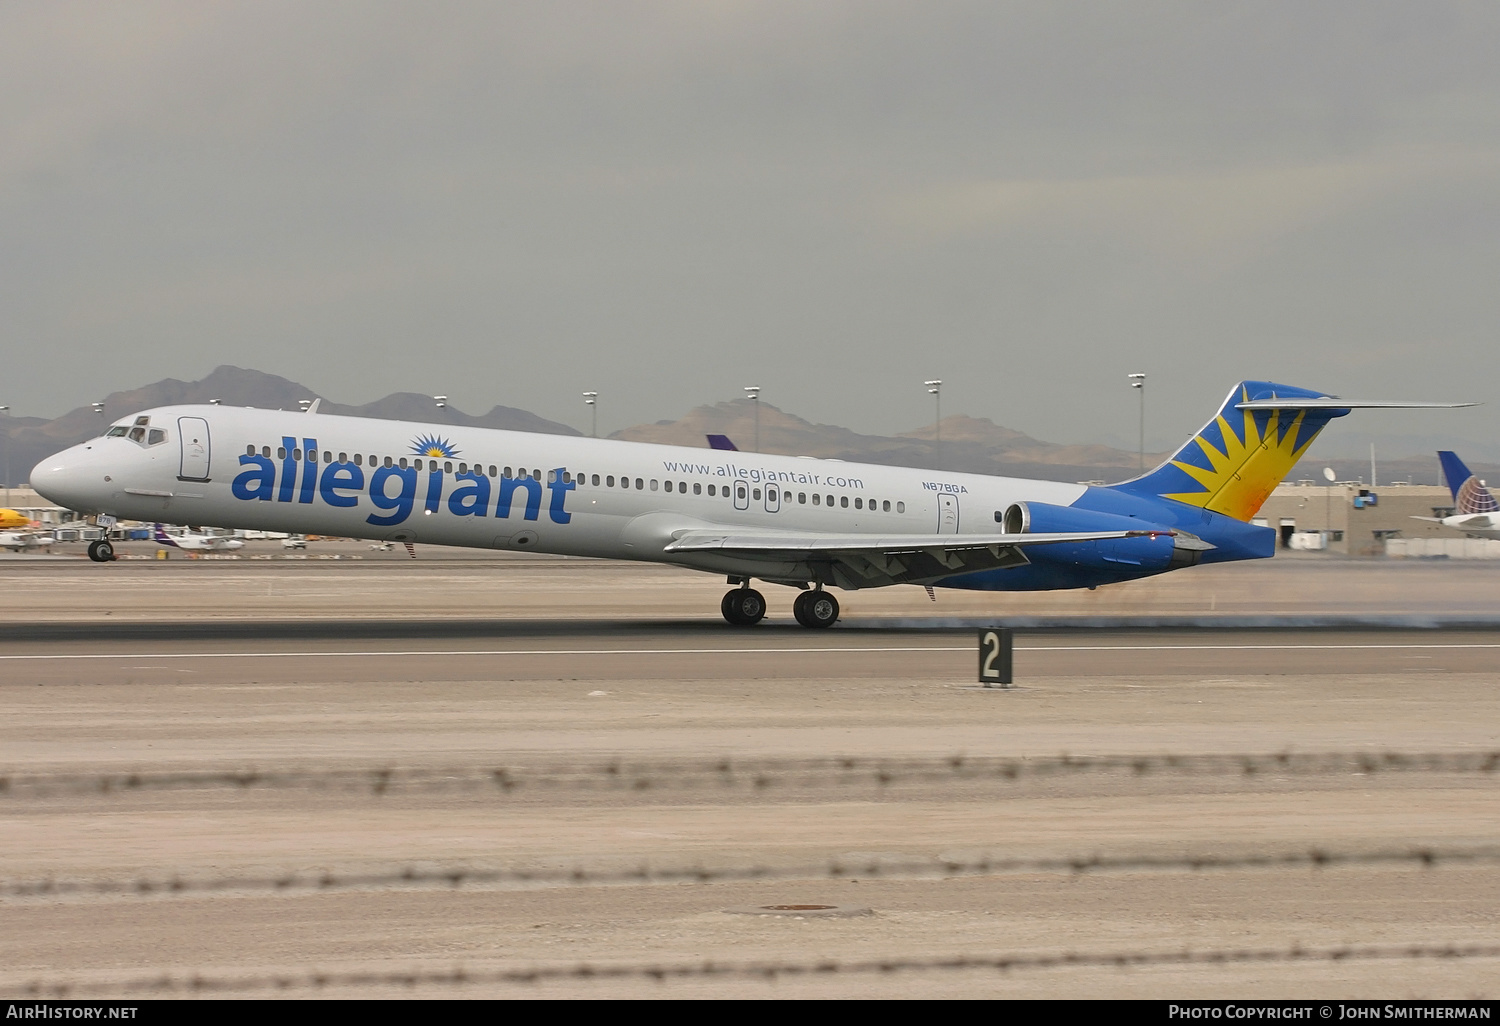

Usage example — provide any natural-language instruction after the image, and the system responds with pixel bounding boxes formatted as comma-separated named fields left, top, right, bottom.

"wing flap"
left=664, top=528, right=1165, bottom=555
left=664, top=526, right=1178, bottom=589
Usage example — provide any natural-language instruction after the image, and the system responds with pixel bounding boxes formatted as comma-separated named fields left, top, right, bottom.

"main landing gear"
left=87, top=540, right=115, bottom=562
left=721, top=587, right=767, bottom=626
left=719, top=585, right=840, bottom=628
left=792, top=589, right=840, bottom=629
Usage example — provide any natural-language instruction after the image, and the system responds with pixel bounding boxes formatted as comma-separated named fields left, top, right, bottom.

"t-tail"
left=1110, top=381, right=1475, bottom=522
left=152, top=523, right=181, bottom=547
left=1438, top=451, right=1499, bottom=515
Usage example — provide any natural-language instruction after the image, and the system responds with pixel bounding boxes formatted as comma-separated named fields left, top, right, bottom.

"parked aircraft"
left=152, top=523, right=246, bottom=552
left=1411, top=451, right=1500, bottom=538
left=31, top=382, right=1471, bottom=627
left=0, top=529, right=53, bottom=552
left=0, top=508, right=32, bottom=529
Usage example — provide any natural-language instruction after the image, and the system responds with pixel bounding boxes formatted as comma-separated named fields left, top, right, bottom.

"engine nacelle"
left=1002, top=501, right=1167, bottom=537
left=1003, top=501, right=1198, bottom=571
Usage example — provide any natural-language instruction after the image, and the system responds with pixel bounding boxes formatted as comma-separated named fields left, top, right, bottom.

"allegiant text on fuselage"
left=231, top=437, right=573, bottom=528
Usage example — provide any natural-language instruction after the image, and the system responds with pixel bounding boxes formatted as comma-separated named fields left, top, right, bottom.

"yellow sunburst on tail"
left=1162, top=399, right=1320, bottom=521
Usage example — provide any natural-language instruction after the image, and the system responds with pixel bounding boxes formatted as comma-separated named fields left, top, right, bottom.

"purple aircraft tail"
left=152, top=523, right=180, bottom=547
left=706, top=434, right=739, bottom=451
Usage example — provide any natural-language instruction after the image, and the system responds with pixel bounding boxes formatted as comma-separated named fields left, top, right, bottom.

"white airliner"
left=1411, top=451, right=1500, bottom=538
left=152, top=523, right=246, bottom=552
left=31, top=381, right=1471, bottom=627
left=0, top=529, right=54, bottom=552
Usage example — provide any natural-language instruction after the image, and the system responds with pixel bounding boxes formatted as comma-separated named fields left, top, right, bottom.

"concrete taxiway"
left=2, top=558, right=1499, bottom=998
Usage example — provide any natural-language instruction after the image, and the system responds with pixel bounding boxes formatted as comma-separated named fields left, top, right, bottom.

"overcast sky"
left=3, top=2, right=1499, bottom=456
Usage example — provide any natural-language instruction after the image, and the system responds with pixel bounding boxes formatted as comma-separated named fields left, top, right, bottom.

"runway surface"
left=3, top=559, right=1500, bottom=998
left=8, top=547, right=1500, bottom=627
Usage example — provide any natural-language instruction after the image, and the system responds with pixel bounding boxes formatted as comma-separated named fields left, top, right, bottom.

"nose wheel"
left=721, top=588, right=767, bottom=626
left=87, top=540, right=115, bottom=562
left=793, top=589, right=839, bottom=629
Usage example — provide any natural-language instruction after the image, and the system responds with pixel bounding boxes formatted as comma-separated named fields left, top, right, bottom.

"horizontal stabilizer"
left=1235, top=399, right=1477, bottom=410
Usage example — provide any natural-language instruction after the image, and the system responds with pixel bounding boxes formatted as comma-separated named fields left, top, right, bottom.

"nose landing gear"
left=720, top=587, right=767, bottom=626
left=793, top=589, right=839, bottom=629
left=87, top=540, right=115, bottom=562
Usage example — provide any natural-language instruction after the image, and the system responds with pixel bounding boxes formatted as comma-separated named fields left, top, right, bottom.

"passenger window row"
left=573, top=474, right=906, bottom=514
left=245, top=445, right=554, bottom=481
left=240, top=444, right=906, bottom=515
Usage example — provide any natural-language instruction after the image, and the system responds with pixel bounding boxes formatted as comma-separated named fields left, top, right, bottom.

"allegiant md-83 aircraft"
left=31, top=382, right=1472, bottom=628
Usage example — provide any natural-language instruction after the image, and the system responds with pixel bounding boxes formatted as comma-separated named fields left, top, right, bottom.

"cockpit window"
left=127, top=427, right=146, bottom=442
left=106, top=426, right=129, bottom=438
left=134, top=416, right=150, bottom=426
left=147, top=428, right=166, bottom=445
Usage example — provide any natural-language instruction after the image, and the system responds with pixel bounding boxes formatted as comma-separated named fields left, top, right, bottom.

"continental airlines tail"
left=1438, top=451, right=1499, bottom=515
left=1412, top=451, right=1500, bottom=538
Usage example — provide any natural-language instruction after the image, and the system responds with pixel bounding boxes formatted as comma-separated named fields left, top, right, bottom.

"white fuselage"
left=32, top=405, right=1088, bottom=581
left=1437, top=513, right=1500, bottom=538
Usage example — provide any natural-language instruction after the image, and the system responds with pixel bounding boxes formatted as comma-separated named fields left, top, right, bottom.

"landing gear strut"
left=87, top=540, right=115, bottom=563
left=720, top=587, right=767, bottom=626
left=793, top=589, right=839, bottom=629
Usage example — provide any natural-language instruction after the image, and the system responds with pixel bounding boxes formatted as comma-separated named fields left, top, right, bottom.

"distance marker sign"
left=978, top=628, right=1013, bottom=688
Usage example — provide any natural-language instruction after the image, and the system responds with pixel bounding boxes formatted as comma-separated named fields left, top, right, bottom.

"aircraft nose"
left=31, top=446, right=111, bottom=513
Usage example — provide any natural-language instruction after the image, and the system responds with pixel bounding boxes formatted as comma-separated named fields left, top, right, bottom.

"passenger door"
left=734, top=481, right=749, bottom=510
left=937, top=493, right=959, bottom=533
left=764, top=484, right=781, bottom=513
left=177, top=417, right=211, bottom=482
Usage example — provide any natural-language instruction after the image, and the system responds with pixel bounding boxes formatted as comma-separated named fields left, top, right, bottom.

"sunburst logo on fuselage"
left=411, top=434, right=461, bottom=459
left=1161, top=386, right=1325, bottom=521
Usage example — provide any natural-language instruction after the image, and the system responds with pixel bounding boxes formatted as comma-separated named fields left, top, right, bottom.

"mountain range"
left=2, top=366, right=1480, bottom=489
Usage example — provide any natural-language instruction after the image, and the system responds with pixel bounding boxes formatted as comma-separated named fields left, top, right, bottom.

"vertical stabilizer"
left=1111, top=381, right=1345, bottom=522
left=1438, top=451, right=1499, bottom=514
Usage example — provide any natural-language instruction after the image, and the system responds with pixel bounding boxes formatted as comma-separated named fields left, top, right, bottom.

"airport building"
left=1256, top=482, right=1483, bottom=557
left=2, top=486, right=83, bottom=528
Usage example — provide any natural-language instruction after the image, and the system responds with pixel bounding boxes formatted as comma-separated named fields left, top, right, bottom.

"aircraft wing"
left=663, top=526, right=1182, bottom=588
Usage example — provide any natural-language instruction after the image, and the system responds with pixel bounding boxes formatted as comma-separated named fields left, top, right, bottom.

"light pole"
left=582, top=392, right=598, bottom=437
left=744, top=386, right=761, bottom=451
left=1323, top=466, right=1336, bottom=544
left=925, top=380, right=942, bottom=470
left=0, top=405, right=9, bottom=507
left=1128, top=373, right=1146, bottom=472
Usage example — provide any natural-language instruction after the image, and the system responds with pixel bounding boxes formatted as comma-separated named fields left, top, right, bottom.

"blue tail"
left=1111, top=381, right=1347, bottom=522
left=1437, top=451, right=1498, bottom=514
